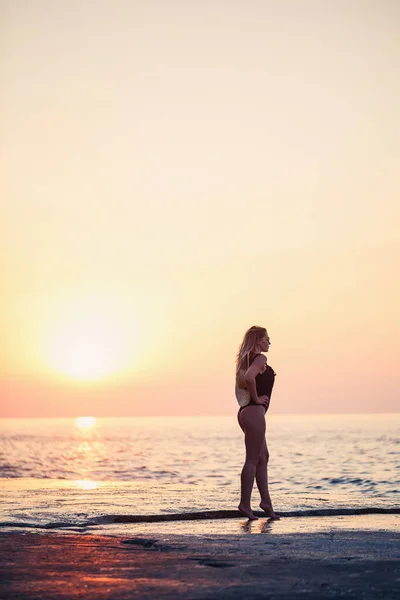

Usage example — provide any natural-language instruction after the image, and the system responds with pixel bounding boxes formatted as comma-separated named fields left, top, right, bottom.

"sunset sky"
left=2, top=0, right=399, bottom=417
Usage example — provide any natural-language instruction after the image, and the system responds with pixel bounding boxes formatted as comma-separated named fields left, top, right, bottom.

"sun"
left=44, top=300, right=139, bottom=382
left=51, top=333, right=119, bottom=380
left=49, top=325, right=123, bottom=381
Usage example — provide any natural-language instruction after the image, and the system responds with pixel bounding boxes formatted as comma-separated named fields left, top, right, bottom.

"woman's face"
left=258, top=332, right=271, bottom=352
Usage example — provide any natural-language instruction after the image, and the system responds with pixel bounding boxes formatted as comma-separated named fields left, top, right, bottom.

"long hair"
left=235, top=325, right=267, bottom=380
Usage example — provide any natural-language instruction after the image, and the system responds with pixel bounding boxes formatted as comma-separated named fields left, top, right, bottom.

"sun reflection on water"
left=75, top=479, right=98, bottom=490
left=75, top=416, right=97, bottom=429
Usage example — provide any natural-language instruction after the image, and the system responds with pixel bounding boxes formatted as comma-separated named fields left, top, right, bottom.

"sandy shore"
left=1, top=516, right=400, bottom=599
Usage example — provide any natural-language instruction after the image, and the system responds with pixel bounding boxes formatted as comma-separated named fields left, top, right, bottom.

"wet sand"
left=1, top=515, right=400, bottom=599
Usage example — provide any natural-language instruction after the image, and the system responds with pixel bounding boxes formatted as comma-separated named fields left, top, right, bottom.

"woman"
left=236, top=325, right=279, bottom=520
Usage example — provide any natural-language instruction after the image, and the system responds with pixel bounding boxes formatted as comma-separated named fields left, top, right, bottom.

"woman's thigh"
left=238, top=406, right=266, bottom=461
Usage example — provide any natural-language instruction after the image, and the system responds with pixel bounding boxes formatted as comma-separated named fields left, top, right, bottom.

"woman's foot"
left=259, top=501, right=280, bottom=520
left=238, top=503, right=259, bottom=520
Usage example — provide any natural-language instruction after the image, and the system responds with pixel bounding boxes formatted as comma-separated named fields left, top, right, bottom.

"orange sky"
left=1, top=0, right=399, bottom=417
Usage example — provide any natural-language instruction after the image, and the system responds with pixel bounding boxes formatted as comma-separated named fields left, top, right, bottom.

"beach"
left=1, top=514, right=400, bottom=599
left=1, top=415, right=399, bottom=597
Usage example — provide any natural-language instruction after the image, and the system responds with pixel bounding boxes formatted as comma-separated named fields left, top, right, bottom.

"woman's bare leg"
left=237, top=406, right=266, bottom=520
left=256, top=439, right=280, bottom=519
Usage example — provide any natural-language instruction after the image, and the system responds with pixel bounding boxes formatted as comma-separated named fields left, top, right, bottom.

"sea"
left=0, top=414, right=399, bottom=535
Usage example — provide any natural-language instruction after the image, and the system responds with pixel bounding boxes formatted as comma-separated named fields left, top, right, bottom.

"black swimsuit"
left=239, top=353, right=276, bottom=413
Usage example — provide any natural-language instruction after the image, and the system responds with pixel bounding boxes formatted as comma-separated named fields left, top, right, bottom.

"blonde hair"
left=235, top=325, right=267, bottom=380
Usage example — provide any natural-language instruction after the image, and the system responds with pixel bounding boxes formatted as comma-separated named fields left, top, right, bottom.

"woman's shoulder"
left=249, top=352, right=266, bottom=365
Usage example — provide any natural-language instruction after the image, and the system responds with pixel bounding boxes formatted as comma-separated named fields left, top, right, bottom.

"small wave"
left=321, top=476, right=381, bottom=488
left=106, top=507, right=400, bottom=522
left=1, top=507, right=399, bottom=531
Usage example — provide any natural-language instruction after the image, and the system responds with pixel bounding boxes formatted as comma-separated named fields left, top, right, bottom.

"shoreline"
left=1, top=506, right=400, bottom=534
left=1, top=519, right=400, bottom=599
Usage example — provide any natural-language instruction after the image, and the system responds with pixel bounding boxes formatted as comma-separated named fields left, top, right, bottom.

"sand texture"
left=1, top=525, right=400, bottom=599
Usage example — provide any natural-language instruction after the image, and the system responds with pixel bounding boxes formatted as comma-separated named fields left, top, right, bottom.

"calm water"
left=0, top=414, right=399, bottom=530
